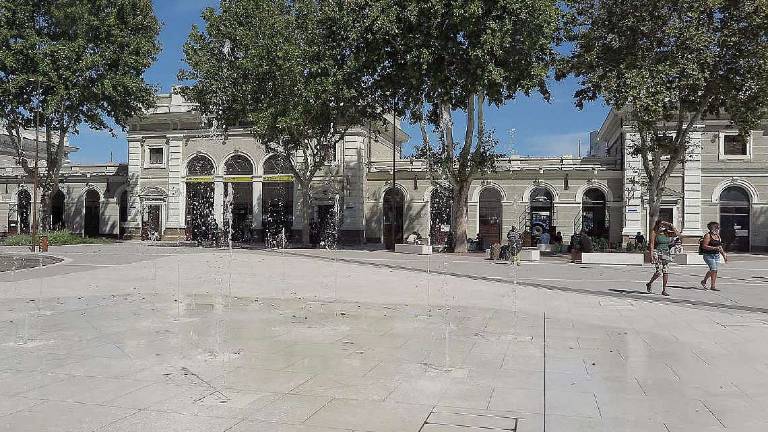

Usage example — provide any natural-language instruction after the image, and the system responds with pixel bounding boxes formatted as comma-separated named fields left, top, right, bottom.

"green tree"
left=560, top=0, right=768, bottom=231
left=180, top=0, right=384, bottom=246
left=356, top=0, right=559, bottom=253
left=0, top=0, right=160, bottom=231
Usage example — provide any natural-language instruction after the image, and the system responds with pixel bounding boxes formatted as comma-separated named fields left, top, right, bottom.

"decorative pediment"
left=139, top=186, right=168, bottom=198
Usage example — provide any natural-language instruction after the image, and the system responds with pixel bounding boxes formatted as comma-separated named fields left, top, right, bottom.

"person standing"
left=700, top=221, right=728, bottom=291
left=646, top=220, right=678, bottom=296
left=507, top=226, right=522, bottom=266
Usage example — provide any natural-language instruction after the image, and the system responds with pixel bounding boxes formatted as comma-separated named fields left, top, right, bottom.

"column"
left=681, top=126, right=703, bottom=237
left=214, top=178, right=224, bottom=228
left=252, top=180, right=262, bottom=230
left=622, top=130, right=644, bottom=237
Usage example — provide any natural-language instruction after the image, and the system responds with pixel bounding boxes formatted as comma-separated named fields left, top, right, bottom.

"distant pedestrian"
left=646, top=220, right=678, bottom=296
left=507, top=226, right=522, bottom=266
left=700, top=221, right=728, bottom=291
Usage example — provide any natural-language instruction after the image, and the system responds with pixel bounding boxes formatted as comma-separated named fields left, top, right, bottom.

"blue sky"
left=70, top=0, right=609, bottom=164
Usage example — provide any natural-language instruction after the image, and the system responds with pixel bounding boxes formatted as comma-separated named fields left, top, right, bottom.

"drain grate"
left=419, top=407, right=519, bottom=431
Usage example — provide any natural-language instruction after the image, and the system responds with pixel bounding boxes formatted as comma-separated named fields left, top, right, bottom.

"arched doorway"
left=478, top=187, right=503, bottom=248
left=185, top=155, right=216, bottom=242
left=530, top=187, right=554, bottom=242
left=719, top=186, right=750, bottom=252
left=17, top=189, right=32, bottom=234
left=224, top=154, right=254, bottom=242
left=262, top=155, right=294, bottom=242
left=119, top=190, right=128, bottom=238
left=383, top=187, right=404, bottom=250
left=84, top=189, right=100, bottom=236
left=582, top=188, right=607, bottom=238
left=429, top=186, right=453, bottom=247
left=51, top=190, right=65, bottom=231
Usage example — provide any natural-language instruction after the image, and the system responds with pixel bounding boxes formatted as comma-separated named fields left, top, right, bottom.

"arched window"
left=84, top=189, right=101, bottom=237
left=529, top=187, right=554, bottom=240
left=52, top=190, right=66, bottom=230
left=479, top=187, right=503, bottom=247
left=187, top=155, right=215, bottom=176
left=719, top=186, right=751, bottom=252
left=383, top=187, right=405, bottom=249
left=429, top=186, right=453, bottom=246
left=224, top=154, right=254, bottom=176
left=263, top=155, right=291, bottom=175
left=17, top=189, right=32, bottom=234
left=582, top=188, right=607, bottom=238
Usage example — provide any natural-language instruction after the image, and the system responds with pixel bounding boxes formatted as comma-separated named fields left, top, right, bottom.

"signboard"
left=224, top=176, right=253, bottom=183
left=263, top=174, right=294, bottom=183
left=186, top=176, right=214, bottom=183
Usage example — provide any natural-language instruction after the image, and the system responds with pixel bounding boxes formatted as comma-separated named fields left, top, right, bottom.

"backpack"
left=698, top=236, right=705, bottom=255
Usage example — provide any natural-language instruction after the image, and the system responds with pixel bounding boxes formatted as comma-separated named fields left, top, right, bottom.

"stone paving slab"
left=0, top=244, right=767, bottom=431
left=280, top=248, right=768, bottom=313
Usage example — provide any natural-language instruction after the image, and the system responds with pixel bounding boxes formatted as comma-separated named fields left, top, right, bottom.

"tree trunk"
left=647, top=182, right=661, bottom=235
left=301, top=186, right=312, bottom=246
left=451, top=181, right=471, bottom=253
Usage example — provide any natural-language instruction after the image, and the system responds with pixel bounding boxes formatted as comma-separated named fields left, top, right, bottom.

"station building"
left=2, top=92, right=767, bottom=252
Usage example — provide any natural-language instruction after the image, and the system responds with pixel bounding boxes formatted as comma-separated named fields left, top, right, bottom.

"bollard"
left=39, top=235, right=49, bottom=252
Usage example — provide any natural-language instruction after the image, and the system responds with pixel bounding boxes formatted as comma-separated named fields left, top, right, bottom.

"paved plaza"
left=1, top=244, right=767, bottom=431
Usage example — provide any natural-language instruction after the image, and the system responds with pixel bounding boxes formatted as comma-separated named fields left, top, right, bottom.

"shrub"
left=2, top=231, right=113, bottom=246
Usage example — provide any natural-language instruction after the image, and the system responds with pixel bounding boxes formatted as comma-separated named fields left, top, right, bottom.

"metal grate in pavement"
left=419, top=407, right=518, bottom=431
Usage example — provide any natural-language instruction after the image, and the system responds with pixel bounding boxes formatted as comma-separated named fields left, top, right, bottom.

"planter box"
left=520, top=248, right=540, bottom=262
left=395, top=243, right=432, bottom=255
left=580, top=252, right=644, bottom=265
left=674, top=253, right=705, bottom=265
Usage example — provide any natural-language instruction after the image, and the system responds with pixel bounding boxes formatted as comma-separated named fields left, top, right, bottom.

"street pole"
left=391, top=101, right=397, bottom=250
left=31, top=78, right=40, bottom=252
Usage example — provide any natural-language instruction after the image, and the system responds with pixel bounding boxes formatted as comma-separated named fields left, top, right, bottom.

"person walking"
left=700, top=221, right=728, bottom=291
left=646, top=220, right=678, bottom=296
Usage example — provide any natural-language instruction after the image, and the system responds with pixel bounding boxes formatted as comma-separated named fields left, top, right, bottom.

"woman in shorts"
left=646, top=220, right=678, bottom=296
left=700, top=221, right=728, bottom=291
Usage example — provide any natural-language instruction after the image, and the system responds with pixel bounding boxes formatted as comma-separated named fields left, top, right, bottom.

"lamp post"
left=391, top=101, right=397, bottom=249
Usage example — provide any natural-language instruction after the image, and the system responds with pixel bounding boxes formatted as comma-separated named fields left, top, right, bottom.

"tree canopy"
left=179, top=0, right=387, bottom=244
left=0, top=0, right=160, bottom=228
left=560, top=0, right=768, bottom=226
left=356, top=0, right=560, bottom=251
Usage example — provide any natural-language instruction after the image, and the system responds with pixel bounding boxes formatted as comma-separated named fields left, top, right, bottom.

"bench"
left=520, top=248, right=540, bottom=262
left=674, top=253, right=705, bottom=265
left=579, top=252, right=644, bottom=265
left=395, top=243, right=433, bottom=255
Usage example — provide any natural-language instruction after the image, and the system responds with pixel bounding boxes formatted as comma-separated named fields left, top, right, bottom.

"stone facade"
left=3, top=98, right=767, bottom=253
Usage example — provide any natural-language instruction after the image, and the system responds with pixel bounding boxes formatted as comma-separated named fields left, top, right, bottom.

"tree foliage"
left=560, top=0, right=768, bottom=228
left=180, top=0, right=385, bottom=245
left=0, top=0, right=160, bottom=229
left=356, top=0, right=559, bottom=252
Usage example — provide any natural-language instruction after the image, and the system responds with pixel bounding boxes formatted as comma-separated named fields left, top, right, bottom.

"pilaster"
left=166, top=135, right=185, bottom=229
left=681, top=126, right=704, bottom=237
left=622, top=131, right=644, bottom=236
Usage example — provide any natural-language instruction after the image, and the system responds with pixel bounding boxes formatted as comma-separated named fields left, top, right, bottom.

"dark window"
left=723, top=134, right=748, bottom=156
left=149, top=148, right=164, bottom=165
